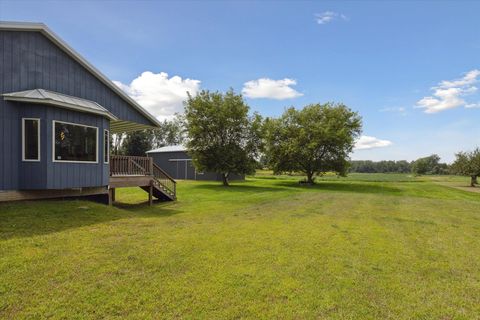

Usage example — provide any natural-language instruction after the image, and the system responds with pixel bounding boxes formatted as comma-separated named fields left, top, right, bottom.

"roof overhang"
left=0, top=21, right=162, bottom=129
left=146, top=145, right=187, bottom=153
left=3, top=89, right=119, bottom=121
left=110, top=120, right=156, bottom=133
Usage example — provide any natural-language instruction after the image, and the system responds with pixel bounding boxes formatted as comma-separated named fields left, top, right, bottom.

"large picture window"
left=22, top=118, right=40, bottom=161
left=53, top=121, right=98, bottom=163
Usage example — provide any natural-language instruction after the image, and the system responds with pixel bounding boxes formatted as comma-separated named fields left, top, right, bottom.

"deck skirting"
left=0, top=187, right=108, bottom=202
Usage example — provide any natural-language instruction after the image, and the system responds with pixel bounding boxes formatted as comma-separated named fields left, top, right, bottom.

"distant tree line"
left=410, top=154, right=449, bottom=175
left=349, top=155, right=449, bottom=175
left=349, top=160, right=411, bottom=173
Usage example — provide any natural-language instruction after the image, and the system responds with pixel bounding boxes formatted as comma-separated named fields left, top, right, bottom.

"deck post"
left=111, top=188, right=115, bottom=201
left=148, top=180, right=153, bottom=206
left=149, top=157, right=153, bottom=176
left=108, top=188, right=113, bottom=206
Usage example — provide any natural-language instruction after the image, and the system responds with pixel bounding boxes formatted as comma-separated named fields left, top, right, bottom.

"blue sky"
left=1, top=0, right=479, bottom=162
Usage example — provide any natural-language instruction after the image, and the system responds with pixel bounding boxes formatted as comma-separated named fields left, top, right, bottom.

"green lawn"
left=1, top=174, right=480, bottom=319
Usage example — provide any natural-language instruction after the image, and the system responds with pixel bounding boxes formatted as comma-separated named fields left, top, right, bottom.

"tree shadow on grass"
left=189, top=180, right=402, bottom=197
left=0, top=198, right=182, bottom=241
left=275, top=181, right=402, bottom=195
left=189, top=183, right=285, bottom=194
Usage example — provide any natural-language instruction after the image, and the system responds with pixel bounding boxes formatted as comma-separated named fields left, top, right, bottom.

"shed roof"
left=3, top=89, right=119, bottom=121
left=146, top=145, right=186, bottom=153
left=0, top=21, right=161, bottom=132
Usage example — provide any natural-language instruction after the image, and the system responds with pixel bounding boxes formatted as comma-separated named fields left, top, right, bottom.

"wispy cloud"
left=314, top=11, right=348, bottom=25
left=114, top=71, right=201, bottom=120
left=466, top=102, right=480, bottom=109
left=242, top=78, right=303, bottom=100
left=379, top=106, right=408, bottom=116
left=354, top=135, right=393, bottom=150
left=416, top=69, right=480, bottom=114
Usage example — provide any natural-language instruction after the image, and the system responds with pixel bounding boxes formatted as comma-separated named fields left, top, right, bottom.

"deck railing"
left=110, top=155, right=153, bottom=176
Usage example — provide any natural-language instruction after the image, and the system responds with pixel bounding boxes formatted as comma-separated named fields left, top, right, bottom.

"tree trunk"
left=222, top=173, right=229, bottom=186
left=306, top=172, right=315, bottom=185
left=471, top=175, right=478, bottom=187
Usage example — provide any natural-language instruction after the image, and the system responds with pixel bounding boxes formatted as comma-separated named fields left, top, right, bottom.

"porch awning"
left=3, top=88, right=118, bottom=121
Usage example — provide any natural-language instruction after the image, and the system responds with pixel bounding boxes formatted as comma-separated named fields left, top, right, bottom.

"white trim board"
left=104, top=129, right=110, bottom=164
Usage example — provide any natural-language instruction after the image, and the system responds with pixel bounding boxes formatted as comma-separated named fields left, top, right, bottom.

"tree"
left=184, top=89, right=263, bottom=186
left=411, top=154, right=448, bottom=175
left=121, top=130, right=152, bottom=156
left=150, top=114, right=187, bottom=148
left=111, top=133, right=125, bottom=155
left=451, top=148, right=480, bottom=187
left=264, top=103, right=362, bottom=184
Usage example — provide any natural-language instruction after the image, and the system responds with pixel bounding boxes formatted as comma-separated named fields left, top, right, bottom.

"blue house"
left=0, top=21, right=176, bottom=204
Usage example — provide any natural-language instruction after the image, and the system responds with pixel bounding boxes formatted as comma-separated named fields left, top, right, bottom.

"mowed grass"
left=1, top=174, right=480, bottom=319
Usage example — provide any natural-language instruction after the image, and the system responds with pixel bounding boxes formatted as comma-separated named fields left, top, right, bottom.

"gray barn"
left=0, top=21, right=176, bottom=203
left=147, top=146, right=245, bottom=181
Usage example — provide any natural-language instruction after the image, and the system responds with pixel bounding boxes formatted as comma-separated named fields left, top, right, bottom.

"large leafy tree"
left=265, top=103, right=362, bottom=184
left=184, top=89, right=263, bottom=186
left=451, top=148, right=480, bottom=187
left=121, top=130, right=152, bottom=156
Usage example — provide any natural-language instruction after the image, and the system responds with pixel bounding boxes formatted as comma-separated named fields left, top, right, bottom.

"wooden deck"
left=109, top=155, right=177, bottom=205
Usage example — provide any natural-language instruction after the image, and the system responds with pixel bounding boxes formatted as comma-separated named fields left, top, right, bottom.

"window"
left=104, top=129, right=109, bottom=164
left=53, top=121, right=98, bottom=163
left=22, top=118, right=40, bottom=161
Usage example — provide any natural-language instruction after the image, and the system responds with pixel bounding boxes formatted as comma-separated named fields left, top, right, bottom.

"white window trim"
left=104, top=129, right=109, bottom=164
left=52, top=120, right=99, bottom=164
left=22, top=118, right=41, bottom=162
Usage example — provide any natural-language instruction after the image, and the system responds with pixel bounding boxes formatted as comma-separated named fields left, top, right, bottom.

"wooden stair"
left=109, top=155, right=176, bottom=205
left=140, top=163, right=176, bottom=201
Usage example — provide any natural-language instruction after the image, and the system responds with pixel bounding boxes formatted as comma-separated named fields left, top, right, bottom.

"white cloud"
left=379, top=106, right=407, bottom=116
left=315, top=11, right=348, bottom=25
left=242, top=78, right=303, bottom=100
left=114, top=71, right=201, bottom=119
left=416, top=69, right=480, bottom=113
left=354, top=135, right=393, bottom=150
left=465, top=102, right=480, bottom=109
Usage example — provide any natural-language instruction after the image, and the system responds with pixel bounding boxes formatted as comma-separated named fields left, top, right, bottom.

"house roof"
left=146, top=145, right=186, bottom=153
left=0, top=21, right=161, bottom=132
left=3, top=89, right=119, bottom=121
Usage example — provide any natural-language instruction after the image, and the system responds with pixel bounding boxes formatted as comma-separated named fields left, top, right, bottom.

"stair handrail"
left=152, top=162, right=177, bottom=198
left=153, top=162, right=175, bottom=181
